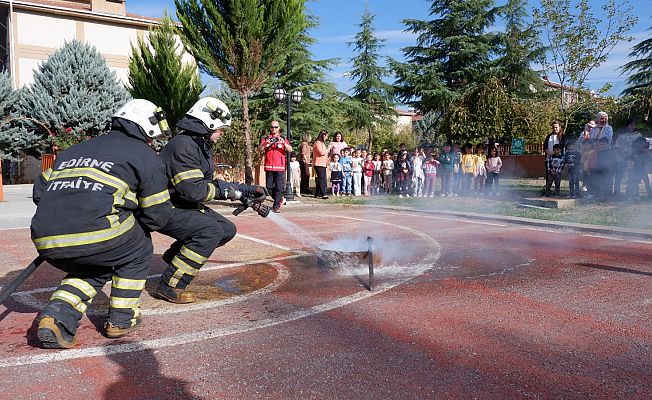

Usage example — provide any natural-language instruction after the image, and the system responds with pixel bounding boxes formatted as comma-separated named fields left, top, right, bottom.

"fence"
left=496, top=143, right=543, bottom=156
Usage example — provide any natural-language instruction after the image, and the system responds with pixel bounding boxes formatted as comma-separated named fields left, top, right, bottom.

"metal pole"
left=367, top=236, right=374, bottom=291
left=285, top=95, right=294, bottom=201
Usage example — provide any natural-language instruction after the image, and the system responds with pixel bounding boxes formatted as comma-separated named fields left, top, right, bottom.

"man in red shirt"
left=258, top=121, right=292, bottom=212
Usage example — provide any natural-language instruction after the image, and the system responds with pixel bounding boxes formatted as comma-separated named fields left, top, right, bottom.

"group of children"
left=289, top=142, right=503, bottom=198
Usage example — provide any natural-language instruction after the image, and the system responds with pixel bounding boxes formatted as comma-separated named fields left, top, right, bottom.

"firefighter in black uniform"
left=154, top=97, right=267, bottom=304
left=31, top=99, right=174, bottom=349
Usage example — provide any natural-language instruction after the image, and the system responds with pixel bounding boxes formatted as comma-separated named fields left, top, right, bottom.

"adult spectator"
left=589, top=112, right=613, bottom=146
left=578, top=120, right=596, bottom=192
left=614, top=119, right=642, bottom=195
left=328, top=131, right=348, bottom=158
left=258, top=120, right=292, bottom=213
left=299, top=133, right=312, bottom=195
left=543, top=121, right=566, bottom=193
left=312, top=129, right=329, bottom=199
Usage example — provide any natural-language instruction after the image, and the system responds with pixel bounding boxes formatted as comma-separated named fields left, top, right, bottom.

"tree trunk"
left=367, top=126, right=373, bottom=152
left=241, top=93, right=254, bottom=184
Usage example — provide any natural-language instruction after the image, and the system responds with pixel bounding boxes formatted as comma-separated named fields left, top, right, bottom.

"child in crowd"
left=474, top=144, right=487, bottom=193
left=545, top=144, right=565, bottom=197
left=452, top=143, right=462, bottom=196
left=340, top=148, right=353, bottom=196
left=289, top=154, right=302, bottom=198
left=396, top=152, right=412, bottom=198
left=564, top=141, right=582, bottom=197
left=485, top=147, right=502, bottom=195
left=439, top=143, right=454, bottom=196
left=461, top=143, right=476, bottom=195
left=372, top=153, right=383, bottom=195
left=391, top=152, right=399, bottom=194
left=362, top=153, right=375, bottom=196
left=329, top=153, right=343, bottom=196
left=423, top=153, right=440, bottom=197
left=411, top=149, right=425, bottom=197
left=382, top=152, right=394, bottom=194
left=351, top=149, right=363, bottom=196
left=359, top=149, right=368, bottom=193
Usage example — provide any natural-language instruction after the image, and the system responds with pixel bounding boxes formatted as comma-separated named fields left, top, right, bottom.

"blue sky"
left=128, top=0, right=651, bottom=96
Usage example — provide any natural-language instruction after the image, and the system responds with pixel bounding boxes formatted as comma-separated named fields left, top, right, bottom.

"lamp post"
left=273, top=87, right=303, bottom=201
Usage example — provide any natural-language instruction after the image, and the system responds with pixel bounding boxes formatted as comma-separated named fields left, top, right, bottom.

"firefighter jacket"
left=160, top=133, right=229, bottom=209
left=31, top=121, right=173, bottom=259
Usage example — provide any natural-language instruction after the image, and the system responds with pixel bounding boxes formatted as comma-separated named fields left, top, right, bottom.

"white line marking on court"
left=380, top=211, right=508, bottom=227
left=236, top=234, right=295, bottom=251
left=0, top=219, right=441, bottom=368
left=0, top=226, right=30, bottom=231
left=582, top=234, right=625, bottom=241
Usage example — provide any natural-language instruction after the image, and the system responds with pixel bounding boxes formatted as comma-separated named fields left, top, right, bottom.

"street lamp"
left=273, top=86, right=303, bottom=201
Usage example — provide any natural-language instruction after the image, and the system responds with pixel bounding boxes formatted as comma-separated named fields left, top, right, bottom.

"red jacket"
left=363, top=160, right=375, bottom=177
left=261, top=135, right=287, bottom=172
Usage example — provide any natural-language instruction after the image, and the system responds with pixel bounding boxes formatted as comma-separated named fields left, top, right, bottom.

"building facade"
left=0, top=0, right=184, bottom=88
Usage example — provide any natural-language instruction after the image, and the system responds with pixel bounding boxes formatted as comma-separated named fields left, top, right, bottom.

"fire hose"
left=0, top=256, right=44, bottom=305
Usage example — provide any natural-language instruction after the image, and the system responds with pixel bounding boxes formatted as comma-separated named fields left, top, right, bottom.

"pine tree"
left=496, top=0, right=546, bottom=97
left=0, top=72, right=43, bottom=160
left=128, top=15, right=204, bottom=134
left=621, top=28, right=652, bottom=122
left=390, top=0, right=501, bottom=114
left=348, top=6, right=395, bottom=151
left=22, top=40, right=129, bottom=151
left=249, top=14, right=351, bottom=147
left=175, top=0, right=306, bottom=184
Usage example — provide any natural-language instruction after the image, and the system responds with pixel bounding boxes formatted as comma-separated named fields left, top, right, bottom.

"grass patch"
left=313, top=178, right=652, bottom=231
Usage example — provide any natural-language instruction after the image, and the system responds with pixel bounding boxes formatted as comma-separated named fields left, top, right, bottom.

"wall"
left=500, top=155, right=546, bottom=178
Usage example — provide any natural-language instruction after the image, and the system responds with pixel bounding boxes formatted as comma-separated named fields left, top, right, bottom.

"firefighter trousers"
left=158, top=207, right=237, bottom=289
left=38, top=233, right=153, bottom=336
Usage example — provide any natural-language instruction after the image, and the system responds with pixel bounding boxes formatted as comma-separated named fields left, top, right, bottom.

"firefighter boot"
left=105, top=317, right=142, bottom=339
left=153, top=281, right=196, bottom=304
left=37, top=316, right=77, bottom=349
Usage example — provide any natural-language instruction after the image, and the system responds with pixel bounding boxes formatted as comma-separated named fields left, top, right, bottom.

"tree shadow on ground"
left=578, top=263, right=652, bottom=277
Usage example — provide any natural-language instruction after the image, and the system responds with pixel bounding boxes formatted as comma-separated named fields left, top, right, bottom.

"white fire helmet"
left=185, top=97, right=232, bottom=132
left=113, top=99, right=171, bottom=138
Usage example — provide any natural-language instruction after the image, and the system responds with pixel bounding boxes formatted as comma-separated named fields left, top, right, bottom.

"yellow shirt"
left=461, top=154, right=476, bottom=174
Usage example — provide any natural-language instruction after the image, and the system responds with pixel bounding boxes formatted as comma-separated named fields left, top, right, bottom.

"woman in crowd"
left=328, top=132, right=348, bottom=158
left=590, top=111, right=613, bottom=146
left=312, top=129, right=329, bottom=199
left=299, top=133, right=312, bottom=195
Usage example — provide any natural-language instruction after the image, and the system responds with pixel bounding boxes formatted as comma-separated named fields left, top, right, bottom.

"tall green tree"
left=533, top=0, right=637, bottom=130
left=249, top=14, right=351, bottom=147
left=175, top=0, right=306, bottom=184
left=390, top=0, right=501, bottom=114
left=0, top=72, right=40, bottom=160
left=22, top=40, right=129, bottom=152
left=348, top=6, right=395, bottom=151
left=621, top=28, right=652, bottom=122
left=128, top=15, right=204, bottom=134
left=496, top=0, right=545, bottom=97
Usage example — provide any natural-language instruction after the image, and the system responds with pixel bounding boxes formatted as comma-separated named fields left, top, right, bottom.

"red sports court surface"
left=0, top=207, right=650, bottom=399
